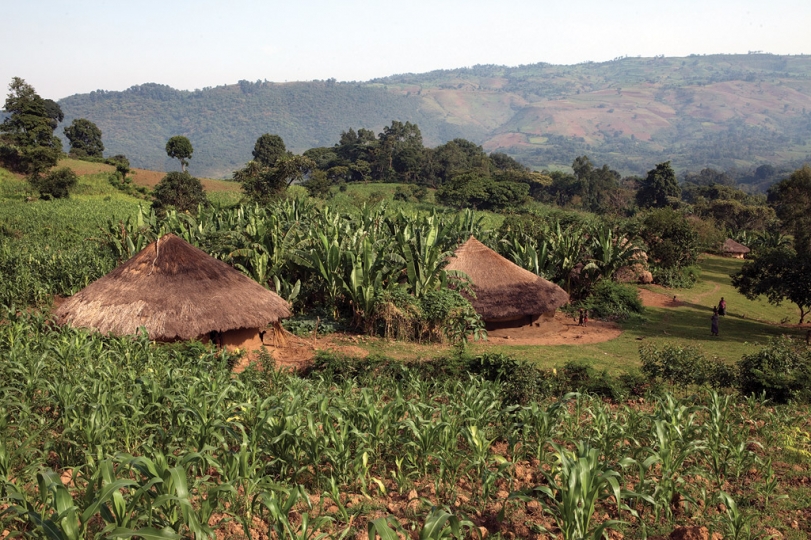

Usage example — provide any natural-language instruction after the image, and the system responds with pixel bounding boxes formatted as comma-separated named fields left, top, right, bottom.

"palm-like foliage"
left=584, top=225, right=643, bottom=281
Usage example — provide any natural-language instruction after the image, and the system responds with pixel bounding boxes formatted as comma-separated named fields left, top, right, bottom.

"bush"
left=152, top=171, right=206, bottom=214
left=393, top=184, right=428, bottom=203
left=558, top=360, right=647, bottom=401
left=466, top=353, right=554, bottom=404
left=737, top=336, right=811, bottom=403
left=640, top=342, right=735, bottom=389
left=652, top=265, right=700, bottom=288
left=30, top=167, right=78, bottom=199
left=282, top=316, right=342, bottom=337
left=583, top=280, right=644, bottom=321
left=419, top=289, right=485, bottom=344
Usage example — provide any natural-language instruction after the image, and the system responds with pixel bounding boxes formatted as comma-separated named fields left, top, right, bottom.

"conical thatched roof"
left=54, top=234, right=291, bottom=341
left=445, top=236, right=569, bottom=321
left=722, top=238, right=750, bottom=254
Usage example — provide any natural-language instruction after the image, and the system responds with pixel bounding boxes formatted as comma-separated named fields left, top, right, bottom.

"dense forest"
left=54, top=54, right=811, bottom=179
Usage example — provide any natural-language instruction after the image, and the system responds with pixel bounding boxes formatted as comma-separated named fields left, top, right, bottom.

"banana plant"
left=548, top=221, right=587, bottom=292
left=584, top=225, right=643, bottom=281
left=500, top=230, right=554, bottom=278
left=342, top=237, right=388, bottom=329
left=394, top=216, right=453, bottom=298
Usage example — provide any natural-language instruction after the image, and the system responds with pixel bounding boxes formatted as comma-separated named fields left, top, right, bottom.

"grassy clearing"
left=346, top=255, right=806, bottom=373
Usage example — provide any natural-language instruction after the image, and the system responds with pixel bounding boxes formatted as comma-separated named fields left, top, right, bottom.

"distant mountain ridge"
left=58, top=54, right=811, bottom=178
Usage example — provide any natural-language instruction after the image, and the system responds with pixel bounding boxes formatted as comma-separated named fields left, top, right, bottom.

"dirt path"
left=638, top=287, right=683, bottom=308
left=691, top=283, right=721, bottom=304
left=638, top=283, right=721, bottom=310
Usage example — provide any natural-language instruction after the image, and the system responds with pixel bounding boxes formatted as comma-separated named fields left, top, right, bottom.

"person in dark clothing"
left=718, top=297, right=726, bottom=316
left=711, top=307, right=719, bottom=336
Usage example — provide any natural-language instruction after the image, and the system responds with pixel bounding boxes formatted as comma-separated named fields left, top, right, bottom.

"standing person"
left=578, top=308, right=584, bottom=326
left=711, top=307, right=719, bottom=337
left=718, top=297, right=726, bottom=316
left=583, top=310, right=589, bottom=327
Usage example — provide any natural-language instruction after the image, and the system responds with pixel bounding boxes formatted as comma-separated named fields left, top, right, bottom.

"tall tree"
left=165, top=135, right=193, bottom=172
left=636, top=161, right=681, bottom=208
left=0, top=77, right=62, bottom=176
left=732, top=246, right=811, bottom=323
left=252, top=133, right=287, bottom=167
left=768, top=165, right=811, bottom=255
left=371, top=120, right=423, bottom=181
left=238, top=155, right=315, bottom=204
left=64, top=118, right=104, bottom=158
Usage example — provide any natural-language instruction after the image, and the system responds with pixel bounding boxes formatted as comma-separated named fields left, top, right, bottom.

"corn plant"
left=368, top=508, right=475, bottom=540
left=507, top=441, right=633, bottom=540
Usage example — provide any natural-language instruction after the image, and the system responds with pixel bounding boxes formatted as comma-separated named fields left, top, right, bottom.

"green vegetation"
left=0, top=78, right=64, bottom=181
left=64, top=118, right=104, bottom=158
left=152, top=171, right=206, bottom=214
left=2, top=312, right=811, bottom=538
left=165, top=135, right=193, bottom=172
left=3, top=80, right=811, bottom=537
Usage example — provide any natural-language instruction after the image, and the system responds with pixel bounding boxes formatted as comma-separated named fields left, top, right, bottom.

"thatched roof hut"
left=54, top=234, right=291, bottom=341
left=722, top=238, right=750, bottom=259
left=445, top=236, right=569, bottom=328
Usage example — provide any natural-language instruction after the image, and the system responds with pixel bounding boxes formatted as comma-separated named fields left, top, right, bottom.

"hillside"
left=58, top=54, right=811, bottom=178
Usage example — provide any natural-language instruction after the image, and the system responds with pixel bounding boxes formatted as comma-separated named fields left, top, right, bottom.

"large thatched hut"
left=54, top=234, right=291, bottom=351
left=721, top=238, right=750, bottom=259
left=445, top=236, right=569, bottom=330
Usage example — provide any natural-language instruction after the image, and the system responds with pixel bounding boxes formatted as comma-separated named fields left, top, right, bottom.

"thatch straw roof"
left=54, top=234, right=291, bottom=340
left=722, top=238, right=750, bottom=254
left=445, top=236, right=569, bottom=321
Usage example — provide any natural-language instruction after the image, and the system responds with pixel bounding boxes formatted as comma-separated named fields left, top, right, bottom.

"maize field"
left=1, top=310, right=809, bottom=539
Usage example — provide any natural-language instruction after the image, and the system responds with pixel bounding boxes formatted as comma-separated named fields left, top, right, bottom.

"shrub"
left=466, top=353, right=554, bottom=404
left=419, top=289, right=485, bottom=344
left=583, top=280, right=644, bottom=321
left=152, top=171, right=206, bottom=214
left=394, top=184, right=429, bottom=203
left=282, top=316, right=342, bottom=337
left=640, top=342, right=736, bottom=389
left=370, top=288, right=421, bottom=340
left=30, top=167, right=78, bottom=199
left=652, top=265, right=700, bottom=288
left=736, top=336, right=811, bottom=403
left=558, top=360, right=645, bottom=401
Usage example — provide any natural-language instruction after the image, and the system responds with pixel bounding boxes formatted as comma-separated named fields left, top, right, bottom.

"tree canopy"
left=733, top=165, right=811, bottom=323
left=768, top=165, right=811, bottom=255
left=732, top=246, right=811, bottom=323
left=636, top=161, right=680, bottom=209
left=252, top=133, right=287, bottom=167
left=237, top=155, right=316, bottom=204
left=152, top=171, right=206, bottom=214
left=64, top=118, right=104, bottom=158
left=0, top=77, right=63, bottom=176
left=165, top=136, right=193, bottom=172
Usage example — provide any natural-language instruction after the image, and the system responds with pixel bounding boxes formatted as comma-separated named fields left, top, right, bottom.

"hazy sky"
left=4, top=0, right=810, bottom=100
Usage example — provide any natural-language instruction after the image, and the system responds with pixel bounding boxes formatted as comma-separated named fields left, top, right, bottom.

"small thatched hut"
left=445, top=236, right=569, bottom=330
left=54, top=234, right=291, bottom=351
left=721, top=238, right=750, bottom=259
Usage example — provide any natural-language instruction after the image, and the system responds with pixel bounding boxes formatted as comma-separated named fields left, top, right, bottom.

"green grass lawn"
left=342, top=254, right=807, bottom=373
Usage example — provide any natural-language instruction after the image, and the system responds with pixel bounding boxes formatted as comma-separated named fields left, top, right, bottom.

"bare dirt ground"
left=483, top=311, right=622, bottom=346
left=245, top=311, right=629, bottom=372
left=638, top=286, right=686, bottom=308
